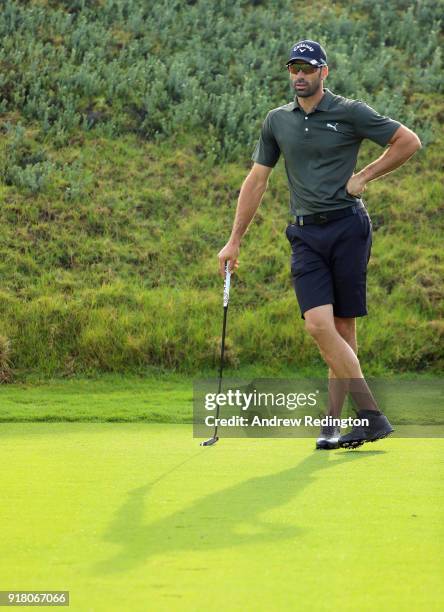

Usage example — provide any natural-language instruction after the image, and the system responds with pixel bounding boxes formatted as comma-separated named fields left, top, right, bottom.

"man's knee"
left=305, top=309, right=335, bottom=340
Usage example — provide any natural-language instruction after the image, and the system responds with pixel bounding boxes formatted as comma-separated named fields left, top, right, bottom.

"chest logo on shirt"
left=326, top=122, right=339, bottom=131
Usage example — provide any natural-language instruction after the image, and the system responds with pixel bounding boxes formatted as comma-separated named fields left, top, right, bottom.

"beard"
left=291, top=74, right=322, bottom=97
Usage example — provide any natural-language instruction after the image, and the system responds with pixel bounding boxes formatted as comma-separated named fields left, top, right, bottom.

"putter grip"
left=223, top=262, right=231, bottom=307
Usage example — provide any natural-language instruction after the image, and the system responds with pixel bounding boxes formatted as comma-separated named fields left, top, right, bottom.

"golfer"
left=218, top=40, right=421, bottom=449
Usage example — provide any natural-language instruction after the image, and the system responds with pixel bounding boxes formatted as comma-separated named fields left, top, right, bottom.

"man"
left=217, top=40, right=421, bottom=449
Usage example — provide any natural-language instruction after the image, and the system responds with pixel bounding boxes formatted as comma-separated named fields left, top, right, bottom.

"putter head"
left=200, top=436, right=219, bottom=446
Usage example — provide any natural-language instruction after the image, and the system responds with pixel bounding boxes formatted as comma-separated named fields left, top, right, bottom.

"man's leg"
left=305, top=304, right=367, bottom=379
left=314, top=309, right=363, bottom=449
left=327, top=316, right=356, bottom=418
left=306, top=304, right=394, bottom=448
left=305, top=304, right=380, bottom=412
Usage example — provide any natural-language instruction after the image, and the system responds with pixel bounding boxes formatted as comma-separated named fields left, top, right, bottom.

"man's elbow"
left=400, top=128, right=422, bottom=154
left=410, top=132, right=422, bottom=152
left=391, top=126, right=422, bottom=154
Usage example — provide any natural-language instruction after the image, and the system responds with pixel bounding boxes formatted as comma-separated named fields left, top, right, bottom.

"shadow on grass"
left=93, top=448, right=386, bottom=575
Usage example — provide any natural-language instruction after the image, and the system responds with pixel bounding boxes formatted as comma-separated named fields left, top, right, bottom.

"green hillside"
left=0, top=0, right=442, bottom=379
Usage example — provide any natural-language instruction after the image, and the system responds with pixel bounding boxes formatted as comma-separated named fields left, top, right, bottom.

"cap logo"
left=294, top=43, right=314, bottom=53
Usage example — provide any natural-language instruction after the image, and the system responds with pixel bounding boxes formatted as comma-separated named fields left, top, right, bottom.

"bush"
left=0, top=335, right=13, bottom=382
left=0, top=0, right=441, bottom=160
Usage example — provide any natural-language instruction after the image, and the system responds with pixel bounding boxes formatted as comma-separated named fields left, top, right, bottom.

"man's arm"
left=346, top=125, right=422, bottom=196
left=218, top=163, right=273, bottom=277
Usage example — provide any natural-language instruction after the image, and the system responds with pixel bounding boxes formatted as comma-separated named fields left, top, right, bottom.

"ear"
left=321, top=65, right=329, bottom=80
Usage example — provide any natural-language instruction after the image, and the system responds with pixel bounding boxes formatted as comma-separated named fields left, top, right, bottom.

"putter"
left=200, top=261, right=232, bottom=446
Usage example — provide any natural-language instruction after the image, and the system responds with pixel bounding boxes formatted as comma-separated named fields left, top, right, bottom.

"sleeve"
left=352, top=101, right=401, bottom=147
left=251, top=112, right=281, bottom=167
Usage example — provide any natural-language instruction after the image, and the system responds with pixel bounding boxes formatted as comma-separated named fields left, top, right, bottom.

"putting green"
left=0, top=424, right=442, bottom=611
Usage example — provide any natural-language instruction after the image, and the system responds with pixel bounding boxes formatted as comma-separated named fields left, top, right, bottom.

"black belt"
left=294, top=202, right=365, bottom=226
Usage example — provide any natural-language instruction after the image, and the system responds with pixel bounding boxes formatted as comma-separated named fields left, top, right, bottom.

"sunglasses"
left=287, top=63, right=320, bottom=75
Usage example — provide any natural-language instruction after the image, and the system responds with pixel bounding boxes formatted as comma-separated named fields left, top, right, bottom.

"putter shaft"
left=201, top=263, right=231, bottom=447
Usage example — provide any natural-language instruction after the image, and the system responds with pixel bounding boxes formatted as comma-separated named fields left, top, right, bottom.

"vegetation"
left=0, top=0, right=442, bottom=379
left=0, top=374, right=442, bottom=423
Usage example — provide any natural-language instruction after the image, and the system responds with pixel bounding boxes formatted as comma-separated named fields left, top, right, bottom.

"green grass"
left=0, top=375, right=192, bottom=422
left=0, top=375, right=442, bottom=438
left=0, top=131, right=442, bottom=378
left=0, top=3, right=442, bottom=607
left=0, top=423, right=442, bottom=611
left=0, top=1, right=442, bottom=378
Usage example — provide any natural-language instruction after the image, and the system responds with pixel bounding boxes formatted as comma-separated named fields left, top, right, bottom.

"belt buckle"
left=315, top=213, right=329, bottom=224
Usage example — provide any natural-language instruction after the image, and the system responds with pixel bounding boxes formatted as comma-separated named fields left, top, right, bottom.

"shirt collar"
left=290, top=88, right=334, bottom=112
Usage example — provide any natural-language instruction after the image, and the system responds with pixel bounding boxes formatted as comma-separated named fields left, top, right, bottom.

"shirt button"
left=305, top=128, right=309, bottom=131
left=305, top=116, right=308, bottom=120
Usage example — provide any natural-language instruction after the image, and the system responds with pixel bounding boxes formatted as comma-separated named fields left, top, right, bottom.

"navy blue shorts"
left=285, top=208, right=372, bottom=318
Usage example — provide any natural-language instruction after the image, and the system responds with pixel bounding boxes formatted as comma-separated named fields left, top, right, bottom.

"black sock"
left=358, top=408, right=382, bottom=417
left=348, top=379, right=380, bottom=412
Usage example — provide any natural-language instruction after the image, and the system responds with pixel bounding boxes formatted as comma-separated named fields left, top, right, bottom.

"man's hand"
left=346, top=172, right=367, bottom=197
left=346, top=126, right=421, bottom=192
left=218, top=242, right=240, bottom=277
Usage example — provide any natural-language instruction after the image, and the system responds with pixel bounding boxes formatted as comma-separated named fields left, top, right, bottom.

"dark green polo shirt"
left=252, top=88, right=401, bottom=215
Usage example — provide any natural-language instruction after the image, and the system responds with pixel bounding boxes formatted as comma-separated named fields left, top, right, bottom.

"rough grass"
left=0, top=374, right=442, bottom=429
left=0, top=0, right=442, bottom=378
left=0, top=126, right=442, bottom=378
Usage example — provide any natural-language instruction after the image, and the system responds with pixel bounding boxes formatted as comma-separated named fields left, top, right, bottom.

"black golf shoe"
left=316, top=425, right=340, bottom=450
left=338, top=410, right=394, bottom=449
